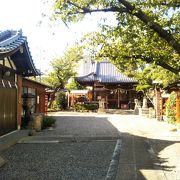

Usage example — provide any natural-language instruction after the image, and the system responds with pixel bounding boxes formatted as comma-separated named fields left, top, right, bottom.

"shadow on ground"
left=0, top=115, right=179, bottom=180
left=116, top=132, right=179, bottom=180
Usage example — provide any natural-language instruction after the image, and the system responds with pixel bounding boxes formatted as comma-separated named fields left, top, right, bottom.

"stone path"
left=108, top=114, right=180, bottom=180
left=0, top=112, right=179, bottom=179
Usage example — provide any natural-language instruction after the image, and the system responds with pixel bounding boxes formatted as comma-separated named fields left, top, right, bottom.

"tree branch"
left=118, top=0, right=180, bottom=55
left=135, top=2, right=180, bottom=7
left=161, top=2, right=180, bottom=7
left=63, top=0, right=128, bottom=14
left=124, top=55, right=179, bottom=74
left=64, top=0, right=180, bottom=55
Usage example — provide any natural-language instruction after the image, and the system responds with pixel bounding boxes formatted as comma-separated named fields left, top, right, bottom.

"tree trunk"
left=48, top=83, right=65, bottom=108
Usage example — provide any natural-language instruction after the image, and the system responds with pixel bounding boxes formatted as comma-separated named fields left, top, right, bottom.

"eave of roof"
left=0, top=30, right=40, bottom=76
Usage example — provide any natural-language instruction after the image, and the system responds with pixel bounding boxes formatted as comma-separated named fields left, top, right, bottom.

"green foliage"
left=42, top=116, right=56, bottom=129
left=49, top=92, right=68, bottom=110
left=53, top=0, right=180, bottom=76
left=74, top=103, right=86, bottom=112
left=50, top=100, right=59, bottom=110
left=42, top=46, right=83, bottom=107
left=84, top=103, right=98, bottom=111
left=42, top=46, right=83, bottom=89
left=66, top=78, right=84, bottom=90
left=166, top=91, right=177, bottom=124
left=132, top=66, right=179, bottom=92
left=57, top=91, right=68, bottom=110
left=74, top=103, right=98, bottom=112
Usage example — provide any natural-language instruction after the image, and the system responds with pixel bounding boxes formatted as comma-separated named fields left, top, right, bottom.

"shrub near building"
left=74, top=103, right=98, bottom=112
left=166, top=91, right=177, bottom=124
left=42, top=116, right=56, bottom=129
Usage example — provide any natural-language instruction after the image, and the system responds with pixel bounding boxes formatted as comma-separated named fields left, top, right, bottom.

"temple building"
left=76, top=60, right=139, bottom=109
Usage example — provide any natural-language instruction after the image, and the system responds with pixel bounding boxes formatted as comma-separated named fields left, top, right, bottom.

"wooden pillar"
left=88, top=90, right=93, bottom=101
left=92, top=84, right=95, bottom=101
left=129, top=90, right=132, bottom=109
left=118, top=88, right=120, bottom=109
left=17, top=75, right=22, bottom=129
left=93, top=84, right=96, bottom=101
left=67, top=91, right=70, bottom=108
left=105, top=91, right=108, bottom=109
left=155, top=89, right=161, bottom=120
left=176, top=92, right=180, bottom=123
left=72, top=94, right=74, bottom=106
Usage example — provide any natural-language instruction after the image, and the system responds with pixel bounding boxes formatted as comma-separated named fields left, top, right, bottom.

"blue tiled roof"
left=0, top=30, right=40, bottom=76
left=0, top=30, right=26, bottom=53
left=77, top=60, right=137, bottom=84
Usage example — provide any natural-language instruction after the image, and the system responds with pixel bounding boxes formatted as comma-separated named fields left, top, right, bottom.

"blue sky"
left=0, top=0, right=116, bottom=73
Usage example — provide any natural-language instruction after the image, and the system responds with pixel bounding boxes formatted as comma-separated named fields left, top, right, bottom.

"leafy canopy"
left=53, top=0, right=180, bottom=75
left=42, top=46, right=83, bottom=89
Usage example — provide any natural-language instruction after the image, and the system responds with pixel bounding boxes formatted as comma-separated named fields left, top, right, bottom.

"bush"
left=74, top=103, right=98, bottom=112
left=50, top=100, right=59, bottom=110
left=166, top=91, right=176, bottom=124
left=49, top=92, right=68, bottom=111
left=74, top=103, right=86, bottom=112
left=84, top=103, right=98, bottom=111
left=57, top=91, right=68, bottom=110
left=42, top=116, right=56, bottom=129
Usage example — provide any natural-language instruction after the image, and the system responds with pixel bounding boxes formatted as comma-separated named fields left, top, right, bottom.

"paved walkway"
left=110, top=115, right=180, bottom=180
left=0, top=112, right=180, bottom=179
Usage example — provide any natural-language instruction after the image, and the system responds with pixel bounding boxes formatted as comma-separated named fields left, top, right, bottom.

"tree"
left=132, top=65, right=179, bottom=92
left=42, top=46, right=83, bottom=107
left=53, top=0, right=180, bottom=74
left=66, top=78, right=84, bottom=91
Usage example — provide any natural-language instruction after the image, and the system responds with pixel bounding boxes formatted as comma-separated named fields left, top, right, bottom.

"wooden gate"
left=0, top=84, right=17, bottom=136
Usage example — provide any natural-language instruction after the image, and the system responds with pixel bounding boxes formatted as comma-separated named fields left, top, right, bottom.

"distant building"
left=76, top=60, right=139, bottom=109
left=68, top=89, right=90, bottom=107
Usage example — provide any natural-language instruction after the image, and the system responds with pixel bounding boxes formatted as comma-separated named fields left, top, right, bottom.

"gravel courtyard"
left=0, top=141, right=116, bottom=180
left=0, top=112, right=179, bottom=180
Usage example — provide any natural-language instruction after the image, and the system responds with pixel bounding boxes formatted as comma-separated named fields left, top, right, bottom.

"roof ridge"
left=0, top=29, right=40, bottom=76
left=77, top=60, right=137, bottom=84
left=0, top=30, right=25, bottom=47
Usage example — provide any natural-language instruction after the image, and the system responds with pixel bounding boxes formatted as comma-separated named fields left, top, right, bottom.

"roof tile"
left=77, top=60, right=137, bottom=84
left=0, top=29, right=40, bottom=76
